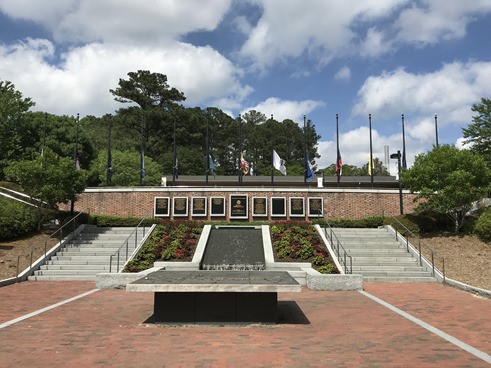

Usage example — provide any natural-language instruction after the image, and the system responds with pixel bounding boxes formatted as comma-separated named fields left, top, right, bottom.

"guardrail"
left=109, top=218, right=147, bottom=273
left=14, top=211, right=87, bottom=280
left=385, top=214, right=445, bottom=283
left=317, top=211, right=352, bottom=274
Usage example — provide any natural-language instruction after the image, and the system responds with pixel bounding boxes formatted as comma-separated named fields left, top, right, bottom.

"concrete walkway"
left=0, top=281, right=490, bottom=367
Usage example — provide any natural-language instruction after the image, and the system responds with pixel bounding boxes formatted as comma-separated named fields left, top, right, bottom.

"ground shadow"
left=142, top=301, right=310, bottom=325
left=277, top=301, right=310, bottom=325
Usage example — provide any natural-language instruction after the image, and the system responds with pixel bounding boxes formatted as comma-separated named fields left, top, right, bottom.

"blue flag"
left=140, top=148, right=145, bottom=179
left=208, top=155, right=217, bottom=176
left=305, top=152, right=314, bottom=181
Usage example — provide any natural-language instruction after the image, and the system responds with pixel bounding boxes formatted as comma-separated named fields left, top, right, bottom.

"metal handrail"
left=317, top=211, right=352, bottom=274
left=385, top=214, right=445, bottom=283
left=15, top=211, right=88, bottom=280
left=109, top=217, right=147, bottom=273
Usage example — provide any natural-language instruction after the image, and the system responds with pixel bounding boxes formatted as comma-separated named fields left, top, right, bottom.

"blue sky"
left=1, top=0, right=491, bottom=174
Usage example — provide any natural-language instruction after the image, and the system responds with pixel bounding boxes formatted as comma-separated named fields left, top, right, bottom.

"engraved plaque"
left=173, top=197, right=188, bottom=217
left=289, top=197, right=305, bottom=217
left=252, top=197, right=267, bottom=217
left=271, top=197, right=286, bottom=217
left=154, top=197, right=170, bottom=217
left=210, top=196, right=225, bottom=216
left=230, top=194, right=248, bottom=219
left=192, top=197, right=207, bottom=216
left=308, top=197, right=323, bottom=217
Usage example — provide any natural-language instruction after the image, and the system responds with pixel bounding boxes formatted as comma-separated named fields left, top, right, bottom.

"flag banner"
left=240, top=153, right=249, bottom=175
left=141, top=149, right=145, bottom=179
left=305, top=152, right=314, bottom=181
left=273, top=150, right=287, bottom=175
left=208, top=155, right=217, bottom=176
left=75, top=155, right=81, bottom=171
left=402, top=152, right=407, bottom=169
left=107, top=151, right=113, bottom=179
left=336, top=148, right=342, bottom=177
left=174, top=157, right=179, bottom=179
left=367, top=156, right=374, bottom=175
left=249, top=163, right=254, bottom=176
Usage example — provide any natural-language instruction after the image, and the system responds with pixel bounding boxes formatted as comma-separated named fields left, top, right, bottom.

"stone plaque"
left=289, top=197, right=305, bottom=217
left=210, top=196, right=225, bottom=217
left=173, top=197, right=188, bottom=217
left=271, top=197, right=286, bottom=217
left=252, top=197, right=268, bottom=217
left=192, top=197, right=207, bottom=217
left=308, top=197, right=323, bottom=217
left=229, top=194, right=248, bottom=219
left=154, top=197, right=170, bottom=217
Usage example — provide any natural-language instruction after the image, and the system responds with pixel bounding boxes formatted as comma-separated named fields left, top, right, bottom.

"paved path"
left=0, top=281, right=490, bottom=367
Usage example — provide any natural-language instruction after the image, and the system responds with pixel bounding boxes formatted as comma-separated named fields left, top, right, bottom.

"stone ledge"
left=306, top=273, right=364, bottom=291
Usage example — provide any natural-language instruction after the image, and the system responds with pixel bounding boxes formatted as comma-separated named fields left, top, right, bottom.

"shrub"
left=89, top=214, right=159, bottom=227
left=0, top=197, right=37, bottom=240
left=474, top=208, right=491, bottom=243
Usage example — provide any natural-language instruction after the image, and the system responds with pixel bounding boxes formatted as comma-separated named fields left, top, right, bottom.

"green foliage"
left=0, top=197, right=37, bottom=240
left=474, top=207, right=491, bottom=243
left=401, top=144, right=491, bottom=232
left=124, top=221, right=204, bottom=272
left=90, top=150, right=162, bottom=186
left=0, top=80, right=35, bottom=178
left=462, top=97, right=491, bottom=166
left=326, top=216, right=384, bottom=228
left=270, top=222, right=339, bottom=274
left=89, top=214, right=159, bottom=227
left=4, top=149, right=87, bottom=228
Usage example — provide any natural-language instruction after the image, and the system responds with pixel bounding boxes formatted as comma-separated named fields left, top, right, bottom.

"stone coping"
left=126, top=270, right=302, bottom=293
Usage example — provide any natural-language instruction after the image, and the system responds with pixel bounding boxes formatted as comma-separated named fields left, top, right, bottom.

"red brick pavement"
left=0, top=281, right=489, bottom=367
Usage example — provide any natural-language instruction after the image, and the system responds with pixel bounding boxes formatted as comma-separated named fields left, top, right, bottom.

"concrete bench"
left=127, top=270, right=301, bottom=323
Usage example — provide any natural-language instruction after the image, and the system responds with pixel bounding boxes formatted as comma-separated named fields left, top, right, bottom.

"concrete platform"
left=127, top=270, right=301, bottom=323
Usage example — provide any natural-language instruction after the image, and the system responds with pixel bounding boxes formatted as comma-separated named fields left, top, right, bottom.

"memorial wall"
left=62, top=187, right=419, bottom=221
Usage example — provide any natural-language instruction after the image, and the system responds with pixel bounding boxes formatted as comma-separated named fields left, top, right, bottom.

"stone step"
left=345, top=248, right=409, bottom=254
left=51, top=255, right=113, bottom=261
left=363, top=276, right=437, bottom=282
left=34, top=269, right=102, bottom=276
left=40, top=264, right=110, bottom=270
left=28, top=275, right=97, bottom=281
left=351, top=265, right=428, bottom=272
left=46, top=259, right=112, bottom=265
left=64, top=243, right=139, bottom=249
left=359, top=271, right=432, bottom=277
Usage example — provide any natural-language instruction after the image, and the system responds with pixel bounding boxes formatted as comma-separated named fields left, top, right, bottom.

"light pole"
left=390, top=150, right=403, bottom=215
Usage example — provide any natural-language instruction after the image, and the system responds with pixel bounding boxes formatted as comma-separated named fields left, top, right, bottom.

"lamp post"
left=390, top=150, right=403, bottom=215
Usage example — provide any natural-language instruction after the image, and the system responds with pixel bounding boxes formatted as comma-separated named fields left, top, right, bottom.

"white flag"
left=273, top=150, right=287, bottom=175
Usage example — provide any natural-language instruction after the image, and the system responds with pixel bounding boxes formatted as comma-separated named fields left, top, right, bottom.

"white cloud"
left=395, top=0, right=491, bottom=46
left=0, top=0, right=232, bottom=45
left=352, top=61, right=491, bottom=125
left=0, top=39, right=250, bottom=117
left=241, top=97, right=325, bottom=123
left=334, top=66, right=351, bottom=82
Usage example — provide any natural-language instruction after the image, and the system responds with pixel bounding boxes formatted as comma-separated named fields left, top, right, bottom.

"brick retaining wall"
left=60, top=187, right=419, bottom=221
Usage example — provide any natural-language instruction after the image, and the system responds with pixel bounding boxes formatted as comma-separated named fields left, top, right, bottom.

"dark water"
left=200, top=227, right=265, bottom=270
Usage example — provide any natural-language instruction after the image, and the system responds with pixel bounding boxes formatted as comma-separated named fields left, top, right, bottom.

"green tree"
left=462, top=97, right=491, bottom=166
left=322, top=163, right=366, bottom=176
left=401, top=145, right=491, bottom=232
left=362, top=157, right=390, bottom=176
left=0, top=80, right=35, bottom=177
left=91, top=150, right=162, bottom=186
left=4, top=149, right=87, bottom=228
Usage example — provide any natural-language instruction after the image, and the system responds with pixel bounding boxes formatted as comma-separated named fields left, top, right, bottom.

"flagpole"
left=369, top=113, right=374, bottom=188
left=270, top=114, right=274, bottom=185
left=238, top=114, right=242, bottom=186
left=42, top=112, right=47, bottom=156
left=172, top=117, right=176, bottom=186
left=401, top=114, right=407, bottom=169
left=303, top=114, right=307, bottom=185
left=434, top=114, right=439, bottom=148
left=74, top=113, right=79, bottom=167
left=206, top=113, right=209, bottom=187
left=107, top=117, right=112, bottom=186
left=336, top=113, right=340, bottom=187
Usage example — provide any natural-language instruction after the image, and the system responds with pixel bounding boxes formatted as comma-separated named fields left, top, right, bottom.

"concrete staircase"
left=29, top=226, right=146, bottom=281
left=331, top=227, right=436, bottom=282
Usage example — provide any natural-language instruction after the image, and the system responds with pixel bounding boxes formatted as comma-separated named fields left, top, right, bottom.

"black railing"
left=109, top=218, right=148, bottom=273
left=317, top=211, right=352, bottom=274
left=15, top=211, right=87, bottom=281
left=385, top=214, right=445, bottom=283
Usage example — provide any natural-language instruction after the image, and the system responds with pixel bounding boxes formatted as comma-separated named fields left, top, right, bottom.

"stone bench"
left=127, top=270, right=301, bottom=323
